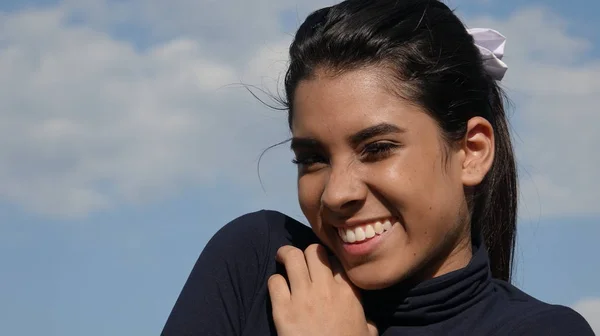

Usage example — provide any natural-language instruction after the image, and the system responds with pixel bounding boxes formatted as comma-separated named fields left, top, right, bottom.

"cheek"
left=374, top=153, right=440, bottom=201
left=297, top=175, right=323, bottom=220
left=375, top=151, right=460, bottom=225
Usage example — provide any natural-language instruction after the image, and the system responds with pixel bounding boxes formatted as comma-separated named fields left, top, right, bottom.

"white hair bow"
left=467, top=28, right=508, bottom=81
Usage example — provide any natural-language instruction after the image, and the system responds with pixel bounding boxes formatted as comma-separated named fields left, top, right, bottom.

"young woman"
left=162, top=0, right=594, bottom=335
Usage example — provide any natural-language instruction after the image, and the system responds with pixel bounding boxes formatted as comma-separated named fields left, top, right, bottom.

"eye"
left=292, top=153, right=328, bottom=169
left=362, top=141, right=399, bottom=161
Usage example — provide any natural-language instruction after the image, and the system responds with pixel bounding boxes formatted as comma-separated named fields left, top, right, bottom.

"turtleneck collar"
left=361, top=238, right=493, bottom=327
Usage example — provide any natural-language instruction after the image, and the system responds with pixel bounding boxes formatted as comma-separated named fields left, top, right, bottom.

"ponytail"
left=471, top=84, right=518, bottom=282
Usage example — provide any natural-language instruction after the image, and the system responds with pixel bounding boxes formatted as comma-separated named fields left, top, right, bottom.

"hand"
left=268, top=244, right=378, bottom=336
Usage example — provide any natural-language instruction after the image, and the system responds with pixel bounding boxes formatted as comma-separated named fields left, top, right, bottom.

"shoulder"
left=490, top=280, right=594, bottom=335
left=503, top=304, right=594, bottom=335
left=205, top=209, right=319, bottom=260
left=207, top=210, right=275, bottom=250
left=162, top=211, right=318, bottom=336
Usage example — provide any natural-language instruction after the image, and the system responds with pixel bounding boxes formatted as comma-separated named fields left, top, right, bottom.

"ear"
left=461, top=117, right=495, bottom=187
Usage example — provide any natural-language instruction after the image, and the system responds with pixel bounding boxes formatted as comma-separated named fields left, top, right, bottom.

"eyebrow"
left=290, top=137, right=320, bottom=152
left=291, top=122, right=404, bottom=151
left=348, top=123, right=405, bottom=147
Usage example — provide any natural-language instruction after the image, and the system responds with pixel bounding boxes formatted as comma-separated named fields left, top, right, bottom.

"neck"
left=409, top=232, right=474, bottom=285
left=362, top=233, right=493, bottom=326
left=432, top=234, right=473, bottom=277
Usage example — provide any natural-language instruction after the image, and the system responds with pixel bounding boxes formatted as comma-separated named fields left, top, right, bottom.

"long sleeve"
left=161, top=211, right=273, bottom=336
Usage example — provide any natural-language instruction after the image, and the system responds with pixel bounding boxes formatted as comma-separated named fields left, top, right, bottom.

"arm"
left=507, top=305, right=595, bottom=336
left=161, top=211, right=272, bottom=336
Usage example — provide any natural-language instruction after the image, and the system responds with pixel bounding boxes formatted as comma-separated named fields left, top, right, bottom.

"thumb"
left=330, top=256, right=358, bottom=293
left=367, top=320, right=378, bottom=336
left=329, top=255, right=347, bottom=282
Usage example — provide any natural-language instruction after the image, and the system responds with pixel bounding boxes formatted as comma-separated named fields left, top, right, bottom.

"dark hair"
left=282, top=0, right=517, bottom=281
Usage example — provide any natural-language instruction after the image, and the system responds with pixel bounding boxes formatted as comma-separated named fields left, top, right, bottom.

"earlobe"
left=461, top=117, right=495, bottom=187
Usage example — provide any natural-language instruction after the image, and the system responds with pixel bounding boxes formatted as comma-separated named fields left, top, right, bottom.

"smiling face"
left=291, top=68, right=494, bottom=289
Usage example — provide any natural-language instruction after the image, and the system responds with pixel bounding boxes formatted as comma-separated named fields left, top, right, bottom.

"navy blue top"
left=161, top=210, right=594, bottom=335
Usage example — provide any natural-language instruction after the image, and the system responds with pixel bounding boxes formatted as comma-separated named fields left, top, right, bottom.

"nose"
left=321, top=163, right=366, bottom=215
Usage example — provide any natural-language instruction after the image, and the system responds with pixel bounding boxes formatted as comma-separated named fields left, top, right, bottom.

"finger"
left=267, top=274, right=290, bottom=307
left=276, top=245, right=311, bottom=293
left=367, top=320, right=378, bottom=336
left=304, top=244, right=334, bottom=284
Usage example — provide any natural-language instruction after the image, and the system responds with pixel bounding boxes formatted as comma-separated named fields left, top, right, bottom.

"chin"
left=345, top=262, right=408, bottom=290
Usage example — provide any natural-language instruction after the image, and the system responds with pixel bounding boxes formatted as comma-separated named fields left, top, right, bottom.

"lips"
left=337, top=218, right=395, bottom=243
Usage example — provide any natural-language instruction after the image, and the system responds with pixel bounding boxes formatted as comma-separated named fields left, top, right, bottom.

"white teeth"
left=382, top=220, right=392, bottom=231
left=374, top=222, right=384, bottom=234
left=365, top=225, right=376, bottom=238
left=337, top=219, right=396, bottom=243
left=355, top=227, right=366, bottom=241
left=346, top=230, right=356, bottom=243
left=338, top=228, right=348, bottom=243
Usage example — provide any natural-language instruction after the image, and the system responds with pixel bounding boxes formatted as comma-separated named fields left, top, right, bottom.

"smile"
left=337, top=218, right=396, bottom=243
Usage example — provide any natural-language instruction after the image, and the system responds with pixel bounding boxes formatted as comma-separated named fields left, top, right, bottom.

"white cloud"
left=573, top=298, right=600, bottom=334
left=0, top=2, right=598, bottom=219
left=0, top=5, right=292, bottom=217
left=59, top=0, right=336, bottom=63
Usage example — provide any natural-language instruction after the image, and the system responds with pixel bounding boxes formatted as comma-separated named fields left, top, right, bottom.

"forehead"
left=291, top=68, right=423, bottom=136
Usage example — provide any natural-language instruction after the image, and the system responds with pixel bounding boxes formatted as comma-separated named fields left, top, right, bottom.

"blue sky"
left=0, top=0, right=598, bottom=335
